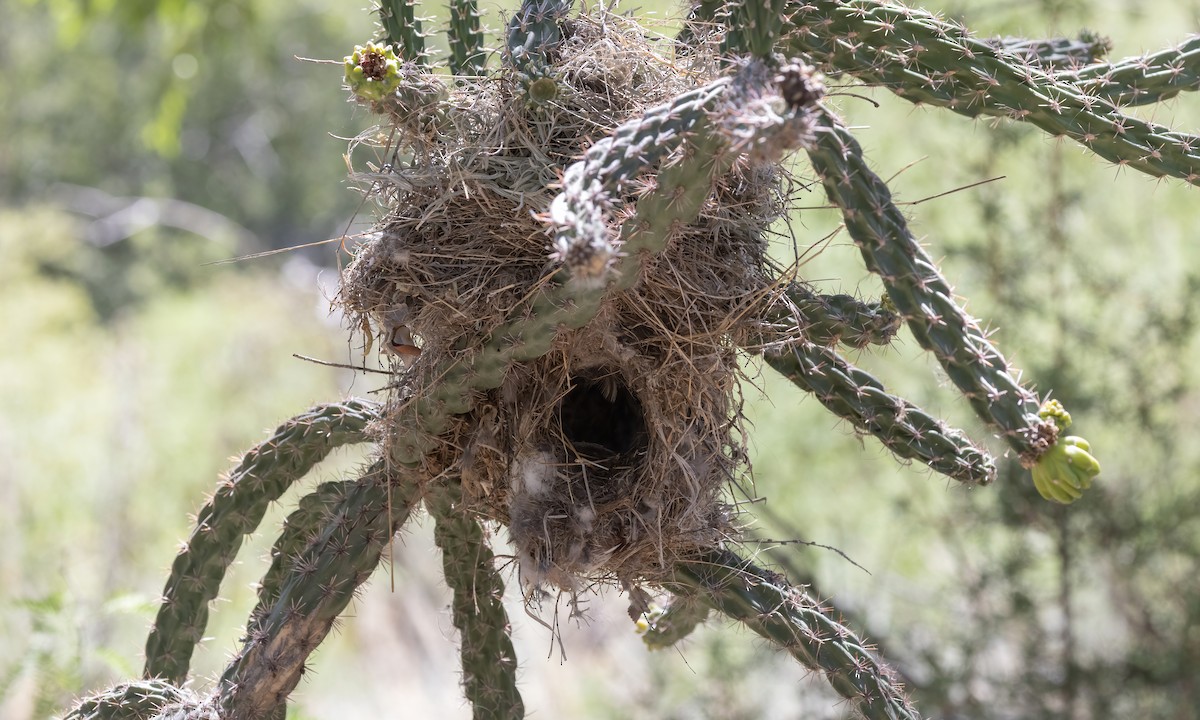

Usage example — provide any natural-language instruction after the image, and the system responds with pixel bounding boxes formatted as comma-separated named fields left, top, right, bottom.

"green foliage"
left=0, top=0, right=373, bottom=251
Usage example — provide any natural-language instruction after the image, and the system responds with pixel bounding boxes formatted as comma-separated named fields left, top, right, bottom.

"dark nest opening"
left=338, top=8, right=798, bottom=595
left=558, top=370, right=647, bottom=462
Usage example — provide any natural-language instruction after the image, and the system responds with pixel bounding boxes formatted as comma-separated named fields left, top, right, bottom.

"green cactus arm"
left=1063, top=35, right=1200, bottom=106
left=637, top=594, right=711, bottom=650
left=505, top=0, right=571, bottom=71
left=805, top=112, right=1060, bottom=465
left=988, top=33, right=1111, bottom=70
left=427, top=480, right=524, bottom=719
left=781, top=1, right=1200, bottom=185
left=231, top=480, right=354, bottom=720
left=672, top=548, right=920, bottom=720
left=379, top=0, right=426, bottom=63
left=217, top=460, right=421, bottom=719
left=448, top=0, right=486, bottom=77
left=781, top=284, right=900, bottom=348
left=142, top=400, right=379, bottom=684
left=62, top=679, right=192, bottom=720
left=557, top=60, right=821, bottom=290
left=251, top=480, right=355, bottom=623
left=550, top=78, right=730, bottom=287
left=765, top=339, right=997, bottom=485
left=723, top=0, right=788, bottom=58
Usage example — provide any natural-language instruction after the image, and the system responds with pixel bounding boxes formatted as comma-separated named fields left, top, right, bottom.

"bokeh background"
left=3, top=0, right=1200, bottom=717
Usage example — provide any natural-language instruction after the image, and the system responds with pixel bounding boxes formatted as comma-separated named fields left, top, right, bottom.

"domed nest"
left=338, top=9, right=807, bottom=593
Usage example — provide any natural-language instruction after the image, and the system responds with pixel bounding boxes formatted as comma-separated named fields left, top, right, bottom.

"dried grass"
left=338, top=7, right=795, bottom=594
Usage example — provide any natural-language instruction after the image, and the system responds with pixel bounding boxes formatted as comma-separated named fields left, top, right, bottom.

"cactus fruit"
left=1030, top=400, right=1100, bottom=504
left=344, top=42, right=403, bottom=101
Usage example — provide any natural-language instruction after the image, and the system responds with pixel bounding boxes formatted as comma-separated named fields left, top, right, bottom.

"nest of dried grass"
left=338, top=8, right=792, bottom=593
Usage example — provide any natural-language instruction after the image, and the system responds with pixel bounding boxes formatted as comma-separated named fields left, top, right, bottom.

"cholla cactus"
left=63, top=0, right=1200, bottom=718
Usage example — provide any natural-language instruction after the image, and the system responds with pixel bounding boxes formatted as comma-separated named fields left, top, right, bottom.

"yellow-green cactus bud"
left=344, top=42, right=402, bottom=101
left=635, top=604, right=665, bottom=634
left=528, top=76, right=558, bottom=104
left=1032, top=435, right=1100, bottom=504
left=1037, top=398, right=1072, bottom=431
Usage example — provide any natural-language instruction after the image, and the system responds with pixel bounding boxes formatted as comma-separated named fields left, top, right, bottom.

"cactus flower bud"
left=1032, top=435, right=1101, bottom=504
left=344, top=42, right=402, bottom=101
left=1037, top=398, right=1073, bottom=431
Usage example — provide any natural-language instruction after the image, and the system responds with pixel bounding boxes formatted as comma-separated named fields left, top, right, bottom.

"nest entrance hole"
left=558, top=371, right=647, bottom=462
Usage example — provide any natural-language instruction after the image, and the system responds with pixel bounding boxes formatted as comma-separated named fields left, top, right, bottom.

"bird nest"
left=338, top=9, right=797, bottom=593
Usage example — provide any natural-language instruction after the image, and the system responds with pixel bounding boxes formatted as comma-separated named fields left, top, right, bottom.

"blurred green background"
left=2, top=0, right=1200, bottom=718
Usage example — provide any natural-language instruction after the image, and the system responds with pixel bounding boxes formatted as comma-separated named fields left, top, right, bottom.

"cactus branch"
left=62, top=680, right=192, bottom=720
left=428, top=480, right=524, bottom=719
left=675, top=0, right=724, bottom=54
left=989, top=33, right=1112, bottom=71
left=505, top=0, right=571, bottom=72
left=673, top=548, right=920, bottom=720
left=448, top=0, right=486, bottom=76
left=143, top=400, right=379, bottom=684
left=253, top=480, right=356, bottom=624
left=782, top=1, right=1200, bottom=185
left=765, top=339, right=997, bottom=485
left=1064, top=35, right=1200, bottom=106
left=805, top=111, right=1054, bottom=462
left=782, top=284, right=900, bottom=348
left=723, top=0, right=789, bottom=58
left=379, top=0, right=426, bottom=63
left=638, top=594, right=711, bottom=649
left=551, top=78, right=730, bottom=284
left=217, top=460, right=420, bottom=719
